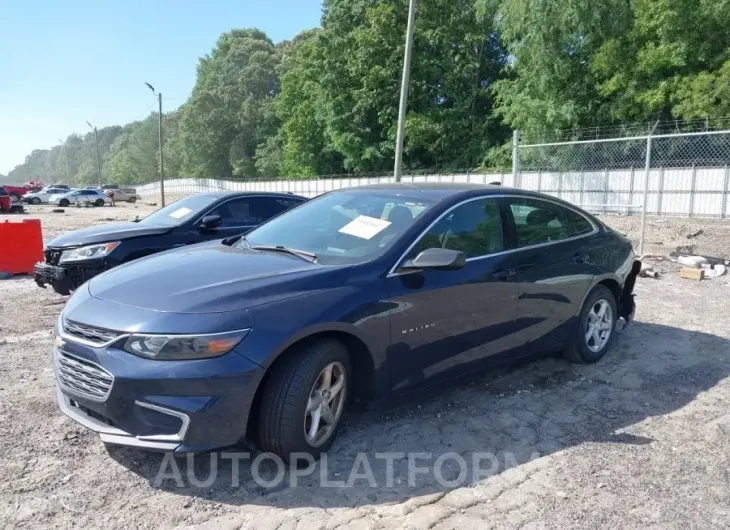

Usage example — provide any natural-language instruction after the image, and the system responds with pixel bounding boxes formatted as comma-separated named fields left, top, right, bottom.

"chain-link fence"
left=515, top=128, right=730, bottom=253
left=132, top=126, right=730, bottom=254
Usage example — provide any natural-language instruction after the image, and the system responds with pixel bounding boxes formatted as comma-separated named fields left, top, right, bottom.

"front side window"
left=208, top=198, right=257, bottom=227
left=239, top=191, right=436, bottom=265
left=506, top=198, right=571, bottom=247
left=409, top=198, right=503, bottom=259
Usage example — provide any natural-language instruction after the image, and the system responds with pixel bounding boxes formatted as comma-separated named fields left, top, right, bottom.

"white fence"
left=136, top=165, right=730, bottom=218
left=135, top=172, right=515, bottom=199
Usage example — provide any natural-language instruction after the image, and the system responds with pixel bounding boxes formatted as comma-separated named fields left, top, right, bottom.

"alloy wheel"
left=304, top=361, right=346, bottom=447
left=585, top=299, right=613, bottom=352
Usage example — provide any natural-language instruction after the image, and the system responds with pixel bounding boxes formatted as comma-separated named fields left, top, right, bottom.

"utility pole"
left=87, top=121, right=102, bottom=187
left=58, top=138, right=71, bottom=186
left=145, top=82, right=166, bottom=207
left=393, top=0, right=417, bottom=183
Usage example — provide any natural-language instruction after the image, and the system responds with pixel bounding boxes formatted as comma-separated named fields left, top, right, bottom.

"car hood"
left=47, top=222, right=172, bottom=247
left=88, top=244, right=351, bottom=313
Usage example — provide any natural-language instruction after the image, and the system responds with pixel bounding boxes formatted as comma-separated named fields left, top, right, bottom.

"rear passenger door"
left=501, top=197, right=599, bottom=353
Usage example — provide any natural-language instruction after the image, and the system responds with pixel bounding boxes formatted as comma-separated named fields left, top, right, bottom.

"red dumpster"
left=0, top=195, right=10, bottom=213
left=0, top=219, right=44, bottom=275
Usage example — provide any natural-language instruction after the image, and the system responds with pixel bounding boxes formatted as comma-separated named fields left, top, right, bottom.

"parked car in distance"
left=50, top=189, right=111, bottom=207
left=1, top=183, right=39, bottom=201
left=84, top=184, right=119, bottom=191
left=35, top=191, right=306, bottom=295
left=23, top=186, right=75, bottom=204
left=0, top=186, right=10, bottom=213
left=106, top=188, right=141, bottom=203
left=53, top=184, right=640, bottom=461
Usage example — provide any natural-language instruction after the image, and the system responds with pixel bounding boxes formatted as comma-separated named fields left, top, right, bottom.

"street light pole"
left=393, top=0, right=417, bottom=183
left=145, top=82, right=166, bottom=207
left=86, top=121, right=102, bottom=187
left=58, top=138, right=71, bottom=186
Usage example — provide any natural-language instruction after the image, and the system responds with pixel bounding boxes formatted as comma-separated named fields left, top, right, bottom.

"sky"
left=0, top=0, right=323, bottom=176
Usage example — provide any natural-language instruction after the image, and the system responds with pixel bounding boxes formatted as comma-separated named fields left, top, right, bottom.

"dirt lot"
left=1, top=206, right=729, bottom=529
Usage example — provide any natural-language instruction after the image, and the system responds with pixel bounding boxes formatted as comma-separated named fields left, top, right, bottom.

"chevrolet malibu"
left=54, top=184, right=640, bottom=461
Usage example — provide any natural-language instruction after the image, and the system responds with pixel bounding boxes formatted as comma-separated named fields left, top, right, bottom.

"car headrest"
left=526, top=209, right=557, bottom=226
left=387, top=205, right=413, bottom=226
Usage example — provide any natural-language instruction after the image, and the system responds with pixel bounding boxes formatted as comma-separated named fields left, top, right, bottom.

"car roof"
left=340, top=182, right=593, bottom=210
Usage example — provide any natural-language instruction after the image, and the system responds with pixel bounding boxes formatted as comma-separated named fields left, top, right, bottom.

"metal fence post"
left=722, top=165, right=729, bottom=219
left=639, top=133, right=653, bottom=256
left=512, top=130, right=520, bottom=188
left=688, top=164, right=697, bottom=217
left=603, top=168, right=609, bottom=214
left=657, top=167, right=665, bottom=216
left=629, top=166, right=635, bottom=215
left=579, top=171, right=584, bottom=206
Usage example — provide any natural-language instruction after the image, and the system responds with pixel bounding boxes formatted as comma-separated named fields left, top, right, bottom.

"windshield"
left=138, top=194, right=218, bottom=227
left=238, top=190, right=435, bottom=265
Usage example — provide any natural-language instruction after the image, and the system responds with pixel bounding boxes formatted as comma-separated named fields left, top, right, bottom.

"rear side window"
left=411, top=198, right=503, bottom=259
left=506, top=198, right=570, bottom=247
left=564, top=208, right=594, bottom=236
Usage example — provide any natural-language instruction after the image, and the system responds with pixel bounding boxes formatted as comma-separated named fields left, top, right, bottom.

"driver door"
left=384, top=197, right=519, bottom=393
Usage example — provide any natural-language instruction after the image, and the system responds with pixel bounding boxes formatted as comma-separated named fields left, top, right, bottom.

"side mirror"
left=401, top=248, right=466, bottom=271
left=199, top=214, right=222, bottom=230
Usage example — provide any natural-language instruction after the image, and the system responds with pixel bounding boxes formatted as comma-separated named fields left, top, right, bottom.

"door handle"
left=572, top=253, right=590, bottom=264
left=491, top=268, right=516, bottom=281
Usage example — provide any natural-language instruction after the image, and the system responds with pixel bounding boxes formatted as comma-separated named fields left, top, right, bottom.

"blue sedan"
left=53, top=183, right=640, bottom=460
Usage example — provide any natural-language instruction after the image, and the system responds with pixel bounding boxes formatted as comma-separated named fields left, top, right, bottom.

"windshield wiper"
left=250, top=245, right=318, bottom=263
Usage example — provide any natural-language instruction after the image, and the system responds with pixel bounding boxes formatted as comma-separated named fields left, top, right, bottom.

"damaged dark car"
left=35, top=191, right=306, bottom=294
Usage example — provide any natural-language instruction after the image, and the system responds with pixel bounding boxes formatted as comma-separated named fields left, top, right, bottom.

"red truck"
left=0, top=181, right=44, bottom=201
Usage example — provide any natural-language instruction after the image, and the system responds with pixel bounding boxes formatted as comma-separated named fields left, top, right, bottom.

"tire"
left=258, top=339, right=350, bottom=462
left=128, top=196, right=137, bottom=203
left=564, top=285, right=618, bottom=364
left=95, top=199, right=105, bottom=207
left=59, top=199, right=70, bottom=207
left=31, top=197, right=41, bottom=205
left=10, top=193, right=21, bottom=202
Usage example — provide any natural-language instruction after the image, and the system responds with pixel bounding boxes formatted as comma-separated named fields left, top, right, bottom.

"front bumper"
left=34, top=259, right=108, bottom=291
left=57, top=386, right=188, bottom=451
left=53, top=331, right=264, bottom=453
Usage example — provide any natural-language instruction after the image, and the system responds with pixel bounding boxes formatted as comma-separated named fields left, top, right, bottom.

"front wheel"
left=258, top=339, right=350, bottom=462
left=95, top=199, right=105, bottom=207
left=10, top=193, right=21, bottom=202
left=59, top=199, right=70, bottom=207
left=128, top=196, right=137, bottom=203
left=31, top=197, right=41, bottom=205
left=564, top=285, right=618, bottom=364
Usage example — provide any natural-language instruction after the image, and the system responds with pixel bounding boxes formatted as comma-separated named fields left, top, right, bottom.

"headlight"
left=59, top=242, right=120, bottom=263
left=122, top=330, right=249, bottom=360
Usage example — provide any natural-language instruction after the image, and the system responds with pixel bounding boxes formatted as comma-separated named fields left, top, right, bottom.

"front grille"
left=55, top=351, right=114, bottom=401
left=63, top=319, right=122, bottom=345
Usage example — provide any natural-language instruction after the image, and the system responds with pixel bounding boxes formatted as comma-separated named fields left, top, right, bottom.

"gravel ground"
left=1, top=206, right=729, bottom=529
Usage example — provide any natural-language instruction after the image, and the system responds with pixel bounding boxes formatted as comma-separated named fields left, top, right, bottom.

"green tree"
left=179, top=29, right=281, bottom=179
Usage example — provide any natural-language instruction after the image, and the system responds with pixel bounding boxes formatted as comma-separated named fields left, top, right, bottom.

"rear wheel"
left=258, top=339, right=350, bottom=462
left=59, top=199, right=70, bottom=207
left=10, top=192, right=21, bottom=202
left=31, top=197, right=41, bottom=205
left=564, top=285, right=617, bottom=364
left=94, top=199, right=105, bottom=207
